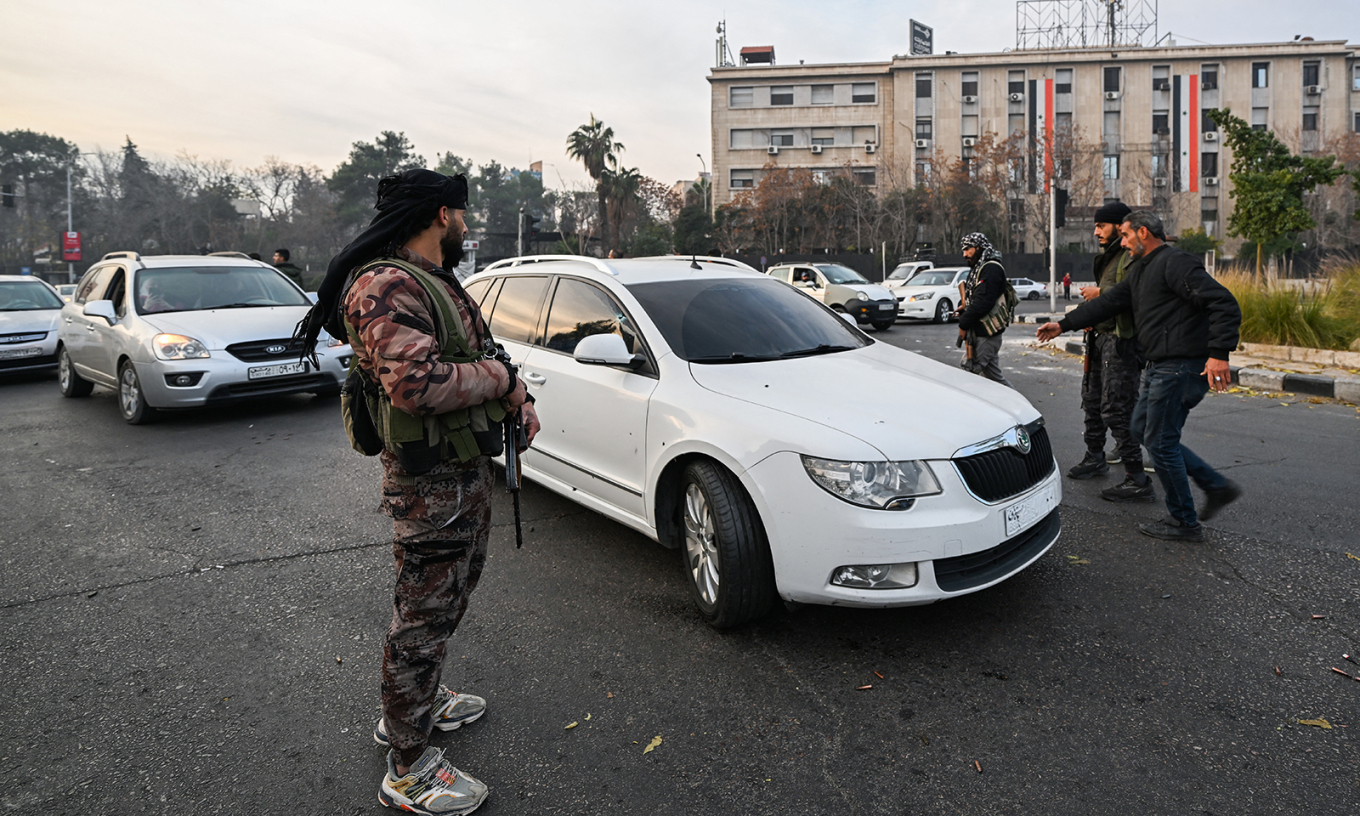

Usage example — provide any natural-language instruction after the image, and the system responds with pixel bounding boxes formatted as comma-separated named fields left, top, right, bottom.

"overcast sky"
left=4, top=0, right=1357, bottom=192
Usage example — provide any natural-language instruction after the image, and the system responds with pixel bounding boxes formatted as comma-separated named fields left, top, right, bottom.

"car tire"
left=871, top=318, right=894, bottom=332
left=1028, top=291, right=1041, bottom=300
left=118, top=361, right=157, bottom=425
left=932, top=298, right=952, bottom=324
left=58, top=347, right=93, bottom=398
left=680, top=460, right=776, bottom=628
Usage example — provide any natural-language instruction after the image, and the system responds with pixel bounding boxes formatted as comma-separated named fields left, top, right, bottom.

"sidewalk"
left=1013, top=311, right=1360, bottom=403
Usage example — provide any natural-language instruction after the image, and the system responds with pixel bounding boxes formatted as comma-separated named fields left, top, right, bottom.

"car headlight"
left=153, top=334, right=210, bottom=360
left=908, top=292, right=935, bottom=302
left=856, top=291, right=869, bottom=301
left=801, top=456, right=941, bottom=510
left=323, top=334, right=348, bottom=348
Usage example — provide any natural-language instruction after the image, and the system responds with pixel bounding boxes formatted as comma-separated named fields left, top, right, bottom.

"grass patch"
left=1218, top=261, right=1360, bottom=351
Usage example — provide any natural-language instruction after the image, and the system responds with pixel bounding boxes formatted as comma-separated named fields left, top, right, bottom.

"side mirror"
left=574, top=332, right=639, bottom=368
left=839, top=312, right=857, bottom=326
left=83, top=300, right=117, bottom=325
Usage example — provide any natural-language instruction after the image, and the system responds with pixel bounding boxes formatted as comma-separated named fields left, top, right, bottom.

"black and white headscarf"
left=960, top=232, right=1003, bottom=267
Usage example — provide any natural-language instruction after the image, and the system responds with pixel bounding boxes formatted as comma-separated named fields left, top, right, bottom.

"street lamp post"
left=65, top=152, right=96, bottom=283
left=696, top=153, right=709, bottom=218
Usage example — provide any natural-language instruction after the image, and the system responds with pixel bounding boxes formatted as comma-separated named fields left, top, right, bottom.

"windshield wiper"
left=689, top=352, right=781, bottom=364
left=208, top=302, right=269, bottom=309
left=781, top=344, right=855, bottom=358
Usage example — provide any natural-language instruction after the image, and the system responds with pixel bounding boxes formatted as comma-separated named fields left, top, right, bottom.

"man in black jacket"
left=1036, top=211, right=1243, bottom=541
left=956, top=232, right=1014, bottom=388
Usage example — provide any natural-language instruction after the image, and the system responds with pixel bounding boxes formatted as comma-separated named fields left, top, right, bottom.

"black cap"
left=1093, top=200, right=1131, bottom=225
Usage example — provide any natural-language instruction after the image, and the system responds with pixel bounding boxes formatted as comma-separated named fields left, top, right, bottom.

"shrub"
left=1218, top=268, right=1358, bottom=350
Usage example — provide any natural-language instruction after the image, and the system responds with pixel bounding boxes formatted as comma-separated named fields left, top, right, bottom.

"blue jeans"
left=1130, top=358, right=1229, bottom=527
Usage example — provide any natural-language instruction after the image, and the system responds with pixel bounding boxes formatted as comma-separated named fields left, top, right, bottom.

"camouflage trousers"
left=379, top=452, right=493, bottom=768
left=1081, top=331, right=1144, bottom=471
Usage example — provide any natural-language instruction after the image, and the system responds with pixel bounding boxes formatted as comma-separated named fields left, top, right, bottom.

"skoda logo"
left=265, top=344, right=287, bottom=355
left=1013, top=426, right=1032, bottom=454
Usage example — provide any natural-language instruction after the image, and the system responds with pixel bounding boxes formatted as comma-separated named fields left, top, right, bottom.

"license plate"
left=248, top=361, right=307, bottom=380
left=0, top=346, right=41, bottom=360
left=878, top=304, right=896, bottom=311
left=1004, top=482, right=1056, bottom=537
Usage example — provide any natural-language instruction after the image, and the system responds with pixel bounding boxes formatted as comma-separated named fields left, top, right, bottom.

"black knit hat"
left=1093, top=200, right=1131, bottom=225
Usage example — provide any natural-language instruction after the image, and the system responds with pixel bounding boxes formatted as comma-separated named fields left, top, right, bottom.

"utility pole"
left=517, top=206, right=524, bottom=257
left=1049, top=183, right=1057, bottom=313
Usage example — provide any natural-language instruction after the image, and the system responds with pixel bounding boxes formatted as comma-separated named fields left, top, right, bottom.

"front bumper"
left=848, top=299, right=899, bottom=323
left=746, top=451, right=1061, bottom=607
left=135, top=349, right=348, bottom=408
left=896, top=296, right=939, bottom=319
left=0, top=332, right=59, bottom=374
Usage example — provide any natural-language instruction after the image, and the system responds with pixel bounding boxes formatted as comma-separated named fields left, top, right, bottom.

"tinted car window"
left=463, top=277, right=494, bottom=306
left=814, top=264, right=869, bottom=285
left=0, top=280, right=63, bottom=310
left=74, top=266, right=114, bottom=305
left=906, top=270, right=957, bottom=286
left=487, top=276, right=548, bottom=345
left=544, top=278, right=641, bottom=356
left=627, top=278, right=869, bottom=363
left=136, top=266, right=311, bottom=315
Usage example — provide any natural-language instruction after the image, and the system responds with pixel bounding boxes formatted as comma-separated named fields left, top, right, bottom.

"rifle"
left=503, top=408, right=527, bottom=548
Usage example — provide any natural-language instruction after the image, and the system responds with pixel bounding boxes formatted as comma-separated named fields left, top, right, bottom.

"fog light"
left=831, top=563, right=918, bottom=589
left=174, top=375, right=192, bottom=386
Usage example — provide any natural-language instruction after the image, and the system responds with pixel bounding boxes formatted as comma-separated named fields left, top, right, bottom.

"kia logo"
left=265, top=344, right=286, bottom=355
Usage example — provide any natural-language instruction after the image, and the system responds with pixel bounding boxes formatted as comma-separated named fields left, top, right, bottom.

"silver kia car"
left=57, top=252, right=350, bottom=423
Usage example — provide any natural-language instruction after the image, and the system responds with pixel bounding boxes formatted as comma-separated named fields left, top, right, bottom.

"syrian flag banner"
left=1029, top=78, right=1055, bottom=193
left=1174, top=74, right=1199, bottom=193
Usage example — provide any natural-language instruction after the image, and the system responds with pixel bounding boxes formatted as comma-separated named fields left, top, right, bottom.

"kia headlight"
left=856, top=291, right=869, bottom=301
left=801, top=457, right=941, bottom=510
left=908, top=292, right=935, bottom=301
left=322, top=332, right=347, bottom=348
left=153, top=334, right=210, bottom=360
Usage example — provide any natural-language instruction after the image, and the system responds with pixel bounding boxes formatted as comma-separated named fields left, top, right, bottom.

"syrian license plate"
left=248, top=361, right=307, bottom=380
left=0, top=346, right=42, bottom=360
left=1004, top=482, right=1056, bottom=538
left=878, top=303, right=896, bottom=311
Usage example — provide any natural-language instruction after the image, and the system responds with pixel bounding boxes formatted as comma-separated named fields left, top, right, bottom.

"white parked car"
left=471, top=255, right=1061, bottom=627
left=888, top=266, right=971, bottom=324
left=1010, top=277, right=1050, bottom=300
left=766, top=262, right=898, bottom=331
left=57, top=252, right=350, bottom=423
left=885, top=260, right=934, bottom=285
left=0, top=275, right=63, bottom=375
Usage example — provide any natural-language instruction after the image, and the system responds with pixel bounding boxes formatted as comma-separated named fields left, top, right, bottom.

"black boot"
left=1101, top=473, right=1156, bottom=503
left=1067, top=450, right=1110, bottom=480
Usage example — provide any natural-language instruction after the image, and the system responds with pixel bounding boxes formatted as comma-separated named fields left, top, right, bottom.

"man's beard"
left=440, top=224, right=465, bottom=268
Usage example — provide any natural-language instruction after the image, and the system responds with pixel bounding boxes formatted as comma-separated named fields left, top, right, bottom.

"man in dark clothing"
left=272, top=248, right=308, bottom=289
left=1037, top=211, right=1243, bottom=542
left=955, top=232, right=1014, bottom=388
left=1067, top=201, right=1152, bottom=505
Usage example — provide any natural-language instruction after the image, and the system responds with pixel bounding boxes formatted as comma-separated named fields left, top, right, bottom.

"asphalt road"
left=2, top=305, right=1357, bottom=815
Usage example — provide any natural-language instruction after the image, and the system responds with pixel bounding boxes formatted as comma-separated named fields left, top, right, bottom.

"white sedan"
left=1010, top=277, right=1050, bottom=300
left=472, top=256, right=1061, bottom=627
left=0, top=275, right=64, bottom=375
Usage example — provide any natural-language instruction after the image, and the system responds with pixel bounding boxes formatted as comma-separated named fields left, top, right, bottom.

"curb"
left=1052, top=339, right=1360, bottom=401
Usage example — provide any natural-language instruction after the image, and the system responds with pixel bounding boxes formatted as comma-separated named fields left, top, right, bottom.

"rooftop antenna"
left=691, top=252, right=702, bottom=269
left=716, top=19, right=735, bottom=67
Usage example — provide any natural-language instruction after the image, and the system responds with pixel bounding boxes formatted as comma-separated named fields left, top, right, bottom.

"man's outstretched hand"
left=1035, top=322, right=1063, bottom=342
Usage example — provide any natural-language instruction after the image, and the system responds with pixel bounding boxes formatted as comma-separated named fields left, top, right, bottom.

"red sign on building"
left=62, top=231, right=81, bottom=262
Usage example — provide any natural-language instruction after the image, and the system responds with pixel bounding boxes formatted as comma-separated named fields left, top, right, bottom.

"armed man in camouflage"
left=299, top=168, right=539, bottom=815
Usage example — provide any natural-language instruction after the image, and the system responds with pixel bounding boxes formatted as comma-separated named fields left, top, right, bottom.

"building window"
left=915, top=160, right=931, bottom=182
left=1202, top=197, right=1219, bottom=223
left=916, top=73, right=932, bottom=98
left=1251, top=107, right=1268, bottom=131
left=1202, top=109, right=1218, bottom=132
left=729, top=129, right=761, bottom=149
left=852, top=83, right=876, bottom=103
left=1008, top=70, right=1025, bottom=95
left=1152, top=65, right=1171, bottom=91
left=1303, top=61, right=1321, bottom=87
left=852, top=125, right=878, bottom=145
left=961, top=115, right=979, bottom=138
left=1201, top=152, right=1218, bottom=177
left=1303, top=109, right=1319, bottom=131
left=1055, top=111, right=1072, bottom=135
left=1103, top=110, right=1120, bottom=148
left=770, top=86, right=793, bottom=106
left=852, top=168, right=876, bottom=186
left=730, top=86, right=753, bottom=107
left=770, top=130, right=794, bottom=147
left=1055, top=68, right=1072, bottom=95
left=1009, top=113, right=1025, bottom=136
left=1103, top=66, right=1121, bottom=93
left=915, top=119, right=933, bottom=140
left=1151, top=154, right=1167, bottom=179
left=730, top=170, right=755, bottom=189
left=1201, top=66, right=1218, bottom=90
left=811, top=128, right=834, bottom=146
left=1355, top=111, right=1360, bottom=132
left=1103, top=155, right=1120, bottom=180
left=811, top=84, right=834, bottom=105
left=961, top=72, right=979, bottom=97
left=1152, top=113, right=1169, bottom=135
left=1252, top=62, right=1269, bottom=88
left=1354, top=65, right=1360, bottom=91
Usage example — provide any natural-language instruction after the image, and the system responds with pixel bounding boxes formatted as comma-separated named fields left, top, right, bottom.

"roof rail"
left=483, top=254, right=618, bottom=276
left=633, top=255, right=760, bottom=273
left=208, top=251, right=253, bottom=259
left=101, top=251, right=142, bottom=262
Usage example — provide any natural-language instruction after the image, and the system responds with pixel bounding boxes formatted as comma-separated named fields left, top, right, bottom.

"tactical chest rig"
left=965, top=259, right=1019, bottom=337
left=341, top=258, right=505, bottom=475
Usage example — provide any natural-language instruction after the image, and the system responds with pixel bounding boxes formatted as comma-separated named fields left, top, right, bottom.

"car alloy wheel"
left=118, top=362, right=157, bottom=424
left=58, top=347, right=93, bottom=398
left=679, top=460, right=776, bottom=628
left=933, top=298, right=952, bottom=324
left=683, top=482, right=721, bottom=608
left=1028, top=291, right=1042, bottom=300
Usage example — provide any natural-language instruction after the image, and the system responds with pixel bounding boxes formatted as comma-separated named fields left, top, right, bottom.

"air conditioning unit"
left=962, top=137, right=977, bottom=147
left=767, top=146, right=780, bottom=155
left=1203, top=131, right=1218, bottom=142
left=1306, top=84, right=1323, bottom=95
left=865, top=143, right=878, bottom=153
left=962, top=95, right=978, bottom=104
left=1153, top=178, right=1168, bottom=187
left=1008, top=92, right=1024, bottom=102
left=810, top=144, right=823, bottom=154
left=1153, top=79, right=1171, bottom=91
left=1204, top=176, right=1220, bottom=186
left=1104, top=91, right=1121, bottom=100
left=913, top=139, right=928, bottom=149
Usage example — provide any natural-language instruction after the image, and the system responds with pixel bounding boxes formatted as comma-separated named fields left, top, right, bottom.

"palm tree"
left=600, top=165, right=642, bottom=251
left=565, top=115, right=624, bottom=255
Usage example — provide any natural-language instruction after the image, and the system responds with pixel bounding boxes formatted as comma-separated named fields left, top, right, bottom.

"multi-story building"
left=708, top=38, right=1360, bottom=253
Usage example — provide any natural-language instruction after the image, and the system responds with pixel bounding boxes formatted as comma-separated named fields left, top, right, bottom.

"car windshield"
left=135, top=266, right=311, bottom=315
left=0, top=281, right=63, bottom=311
left=887, top=265, right=922, bottom=281
left=814, top=264, right=870, bottom=285
left=904, top=270, right=958, bottom=287
left=626, top=277, right=870, bottom=363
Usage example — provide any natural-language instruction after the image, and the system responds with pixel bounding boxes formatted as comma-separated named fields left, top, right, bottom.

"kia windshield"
left=814, top=264, right=870, bottom=285
left=135, top=267, right=311, bottom=315
left=627, top=277, right=869, bottom=364
left=0, top=281, right=63, bottom=311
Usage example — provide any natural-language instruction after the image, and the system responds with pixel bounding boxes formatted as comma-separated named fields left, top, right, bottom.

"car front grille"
left=952, top=424, right=1055, bottom=503
left=225, top=338, right=308, bottom=362
left=0, top=332, right=48, bottom=345
left=204, top=373, right=333, bottom=402
left=934, top=507, right=1060, bottom=592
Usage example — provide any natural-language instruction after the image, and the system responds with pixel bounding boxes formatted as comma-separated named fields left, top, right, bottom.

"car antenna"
left=690, top=253, right=701, bottom=270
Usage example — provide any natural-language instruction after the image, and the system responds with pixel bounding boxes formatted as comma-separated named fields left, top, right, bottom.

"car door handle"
left=523, top=372, right=546, bottom=385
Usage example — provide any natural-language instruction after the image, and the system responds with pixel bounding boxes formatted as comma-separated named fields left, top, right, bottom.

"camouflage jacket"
left=343, top=248, right=509, bottom=420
